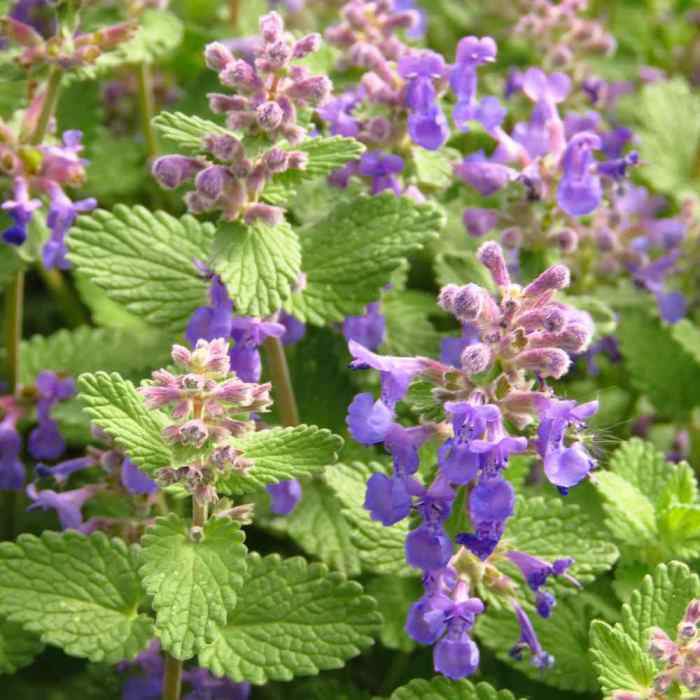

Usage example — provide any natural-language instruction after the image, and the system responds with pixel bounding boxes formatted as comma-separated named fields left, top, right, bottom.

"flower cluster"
left=0, top=371, right=74, bottom=490
left=1, top=117, right=97, bottom=268
left=152, top=11, right=331, bottom=226
left=611, top=600, right=700, bottom=699
left=346, top=242, right=597, bottom=678
left=139, top=338, right=272, bottom=504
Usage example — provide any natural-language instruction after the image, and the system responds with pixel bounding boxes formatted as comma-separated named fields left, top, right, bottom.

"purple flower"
left=510, top=602, right=554, bottom=669
left=9, top=0, right=58, bottom=39
left=463, top=208, right=498, bottom=237
left=35, top=456, right=95, bottom=485
left=440, top=324, right=480, bottom=367
left=279, top=311, right=306, bottom=345
left=394, top=0, right=427, bottom=39
left=1, top=177, right=41, bottom=246
left=450, top=36, right=497, bottom=131
left=346, top=393, right=394, bottom=445
left=364, top=472, right=412, bottom=525
left=358, top=151, right=404, bottom=195
left=121, top=459, right=158, bottom=496
left=342, top=302, right=386, bottom=350
left=455, top=151, right=514, bottom=196
left=183, top=667, right=251, bottom=700
left=0, top=424, right=24, bottom=490
left=317, top=92, right=361, bottom=138
left=28, top=418, right=65, bottom=461
left=229, top=316, right=285, bottom=383
left=26, top=483, right=98, bottom=530
left=434, top=626, right=480, bottom=680
left=42, top=183, right=97, bottom=269
left=557, top=132, right=602, bottom=217
left=267, top=479, right=302, bottom=515
left=28, top=371, right=75, bottom=461
left=384, top=423, right=433, bottom=475
left=186, top=276, right=234, bottom=345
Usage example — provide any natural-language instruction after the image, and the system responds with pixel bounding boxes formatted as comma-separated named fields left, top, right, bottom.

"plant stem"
left=37, top=266, right=88, bottom=327
left=30, top=66, right=63, bottom=145
left=229, top=0, right=240, bottom=30
left=162, top=653, right=183, bottom=700
left=193, top=495, right=209, bottom=528
left=136, top=61, right=159, bottom=161
left=3, top=271, right=24, bottom=393
left=264, top=336, right=299, bottom=427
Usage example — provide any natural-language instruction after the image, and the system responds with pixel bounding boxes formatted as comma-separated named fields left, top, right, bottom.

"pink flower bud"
left=461, top=343, right=492, bottom=375
left=244, top=203, right=285, bottom=227
left=286, top=151, right=309, bottom=170
left=522, top=264, right=570, bottom=298
left=516, top=306, right=566, bottom=333
left=262, top=147, right=289, bottom=174
left=438, top=284, right=460, bottom=312
left=501, top=227, right=523, bottom=249
left=260, top=11, right=285, bottom=44
left=204, top=42, right=234, bottom=72
left=220, top=60, right=260, bottom=90
left=686, top=599, right=700, bottom=625
left=477, top=241, right=511, bottom=287
left=2, top=17, right=44, bottom=47
left=178, top=420, right=209, bottom=447
left=293, top=33, right=322, bottom=58
left=262, top=40, right=292, bottom=70
left=207, top=93, right=249, bottom=114
left=171, top=344, right=192, bottom=366
left=513, top=348, right=570, bottom=378
left=184, top=191, right=215, bottom=215
left=152, top=155, right=203, bottom=189
left=286, top=76, right=332, bottom=105
left=203, top=134, right=243, bottom=162
left=256, top=101, right=284, bottom=131
left=195, top=165, right=231, bottom=201
left=226, top=111, right=256, bottom=131
left=93, top=21, right=138, bottom=50
left=452, top=284, right=484, bottom=322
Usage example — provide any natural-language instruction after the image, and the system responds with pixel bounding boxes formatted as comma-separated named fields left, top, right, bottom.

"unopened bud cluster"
left=139, top=339, right=272, bottom=503
left=152, top=11, right=330, bottom=226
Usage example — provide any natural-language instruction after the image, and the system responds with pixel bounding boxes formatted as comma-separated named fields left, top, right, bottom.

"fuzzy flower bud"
left=204, top=42, right=234, bottom=72
left=513, top=348, right=571, bottom=378
left=256, top=101, right=285, bottom=131
left=522, top=264, right=571, bottom=299
left=293, top=33, right=322, bottom=58
left=477, top=241, right=511, bottom=288
left=152, top=156, right=203, bottom=189
left=195, top=165, right=230, bottom=201
left=461, top=343, right=492, bottom=375
left=260, top=12, right=285, bottom=43
left=452, top=284, right=484, bottom=322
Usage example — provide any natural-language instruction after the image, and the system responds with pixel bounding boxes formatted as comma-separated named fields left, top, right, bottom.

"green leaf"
left=19, top=327, right=169, bottom=386
left=366, top=576, right=421, bottom=652
left=672, top=319, right=700, bottom=364
left=594, top=472, right=657, bottom=547
left=411, top=147, right=458, bottom=189
left=0, top=532, right=153, bottom=663
left=382, top=289, right=442, bottom=358
left=478, top=597, right=598, bottom=693
left=503, top=496, right=619, bottom=584
left=284, top=478, right=362, bottom=577
left=140, top=514, right=247, bottom=660
left=198, top=553, right=380, bottom=683
left=286, top=195, right=443, bottom=325
left=616, top=306, right=700, bottom=420
left=621, top=561, right=700, bottom=647
left=0, top=620, right=43, bottom=675
left=589, top=621, right=656, bottom=697
left=218, top=425, right=343, bottom=495
left=212, top=219, right=301, bottom=317
left=68, top=206, right=214, bottom=333
left=390, top=677, right=520, bottom=700
left=152, top=111, right=238, bottom=152
left=262, top=136, right=365, bottom=205
left=325, top=462, right=414, bottom=577
left=77, top=372, right=171, bottom=473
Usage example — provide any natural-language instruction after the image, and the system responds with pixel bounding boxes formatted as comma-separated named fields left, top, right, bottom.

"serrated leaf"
left=366, top=576, right=421, bottom=652
left=218, top=425, right=342, bottom=495
left=608, top=438, right=675, bottom=505
left=616, top=306, right=700, bottom=420
left=589, top=621, right=656, bottom=697
left=286, top=195, right=443, bottom=325
left=0, top=532, right=153, bottom=663
left=19, top=327, right=169, bottom=386
left=390, top=677, right=520, bottom=700
left=503, top=496, right=619, bottom=584
left=672, top=319, right=700, bottom=364
left=478, top=597, right=598, bottom=693
left=198, top=553, right=380, bottom=684
left=594, top=472, right=657, bottom=547
left=658, top=504, right=700, bottom=558
left=262, top=136, right=365, bottom=205
left=411, top=147, right=458, bottom=189
left=152, top=111, right=238, bottom=152
left=0, top=620, right=43, bottom=675
left=77, top=372, right=171, bottom=473
left=212, top=219, right=301, bottom=317
left=325, top=462, right=414, bottom=577
left=68, top=206, right=214, bottom=333
left=139, top=514, right=247, bottom=660
left=382, top=289, right=442, bottom=358
left=284, top=478, right=362, bottom=577
left=621, top=561, right=700, bottom=647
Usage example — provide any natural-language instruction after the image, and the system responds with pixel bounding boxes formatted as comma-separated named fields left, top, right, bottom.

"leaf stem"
left=30, top=66, right=63, bottom=145
left=136, top=61, right=159, bottom=161
left=37, top=265, right=88, bottom=327
left=162, top=652, right=183, bottom=700
left=3, top=270, right=24, bottom=393
left=264, top=336, right=299, bottom=427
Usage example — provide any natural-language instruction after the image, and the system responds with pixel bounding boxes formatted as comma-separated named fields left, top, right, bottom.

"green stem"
left=264, top=336, right=299, bottom=427
left=4, top=270, right=24, bottom=393
left=30, top=66, right=63, bottom=145
left=161, top=653, right=183, bottom=700
left=193, top=495, right=209, bottom=528
left=229, top=0, right=240, bottom=30
left=136, top=62, right=159, bottom=161
left=37, top=266, right=88, bottom=327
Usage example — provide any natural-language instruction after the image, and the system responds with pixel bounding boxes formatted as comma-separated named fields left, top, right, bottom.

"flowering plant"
left=1, top=1, right=700, bottom=699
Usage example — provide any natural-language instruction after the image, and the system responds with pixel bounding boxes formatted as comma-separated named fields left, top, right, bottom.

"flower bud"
left=501, top=227, right=523, bottom=249
left=286, top=76, right=332, bottom=105
left=522, top=264, right=570, bottom=299
left=262, top=40, right=293, bottom=70
left=437, top=284, right=460, bottom=312
left=195, top=165, right=231, bottom=201
left=260, top=11, right=284, bottom=44
left=686, top=599, right=700, bottom=625
left=207, top=93, right=248, bottom=114
left=262, top=147, right=289, bottom=175
left=204, top=42, right=234, bottom=72
left=550, top=228, right=578, bottom=253
left=256, top=101, right=285, bottom=131
left=244, top=203, right=285, bottom=227
left=184, top=191, right=214, bottom=215
left=220, top=60, right=260, bottom=90
left=452, top=284, right=484, bottom=322
left=286, top=151, right=309, bottom=170
left=293, top=33, right=321, bottom=58
left=203, top=134, right=243, bottom=162
left=477, top=241, right=510, bottom=287
left=461, top=344, right=492, bottom=375
left=2, top=17, right=44, bottom=47
left=152, top=155, right=203, bottom=189
left=513, top=348, right=570, bottom=378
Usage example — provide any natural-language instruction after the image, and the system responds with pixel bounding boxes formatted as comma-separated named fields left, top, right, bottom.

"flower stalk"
left=264, top=336, right=300, bottom=427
